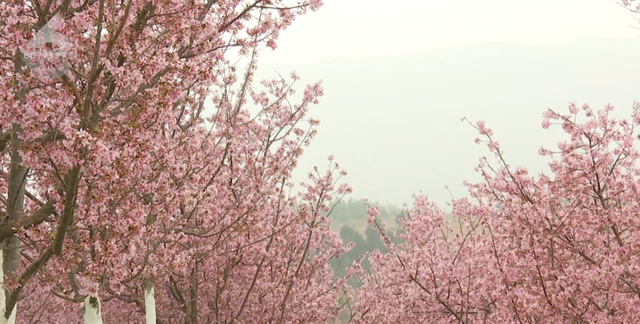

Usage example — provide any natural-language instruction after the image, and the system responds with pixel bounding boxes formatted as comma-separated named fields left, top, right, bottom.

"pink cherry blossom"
left=0, top=1, right=357, bottom=323
left=354, top=103, right=640, bottom=323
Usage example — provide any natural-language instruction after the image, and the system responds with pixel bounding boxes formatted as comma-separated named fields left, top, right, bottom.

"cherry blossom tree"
left=0, top=0, right=360, bottom=323
left=353, top=103, right=640, bottom=323
left=620, top=0, right=640, bottom=12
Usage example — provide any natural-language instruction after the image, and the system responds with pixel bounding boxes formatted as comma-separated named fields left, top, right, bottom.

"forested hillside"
left=325, top=199, right=402, bottom=283
left=326, top=199, right=458, bottom=286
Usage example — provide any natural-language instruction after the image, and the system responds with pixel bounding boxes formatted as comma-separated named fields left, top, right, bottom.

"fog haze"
left=260, top=0, right=638, bottom=63
left=255, top=36, right=640, bottom=210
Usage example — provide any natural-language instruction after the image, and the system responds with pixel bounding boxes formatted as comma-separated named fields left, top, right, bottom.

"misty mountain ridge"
left=255, top=36, right=640, bottom=210
left=275, top=36, right=640, bottom=65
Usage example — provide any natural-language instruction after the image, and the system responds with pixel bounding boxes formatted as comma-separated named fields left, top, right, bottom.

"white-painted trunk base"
left=144, top=280, right=156, bottom=324
left=0, top=307, right=16, bottom=324
left=83, top=296, right=103, bottom=324
left=0, top=253, right=16, bottom=324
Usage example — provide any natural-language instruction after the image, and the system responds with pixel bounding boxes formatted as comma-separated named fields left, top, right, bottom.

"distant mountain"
left=255, top=36, right=640, bottom=210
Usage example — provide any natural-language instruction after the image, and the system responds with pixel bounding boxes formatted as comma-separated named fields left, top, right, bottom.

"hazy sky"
left=261, top=0, right=639, bottom=63
left=255, top=36, right=640, bottom=209
left=240, top=1, right=640, bottom=210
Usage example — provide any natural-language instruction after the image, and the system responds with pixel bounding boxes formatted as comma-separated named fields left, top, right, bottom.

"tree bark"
left=0, top=254, right=16, bottom=324
left=2, top=125, right=26, bottom=322
left=189, top=262, right=198, bottom=324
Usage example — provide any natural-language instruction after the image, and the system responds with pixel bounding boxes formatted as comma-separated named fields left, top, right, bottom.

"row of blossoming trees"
left=352, top=3, right=640, bottom=323
left=0, top=0, right=359, bottom=323
left=353, top=102, right=640, bottom=323
left=4, top=0, right=640, bottom=323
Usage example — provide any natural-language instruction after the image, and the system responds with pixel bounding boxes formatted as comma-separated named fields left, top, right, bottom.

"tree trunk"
left=143, top=279, right=156, bottom=324
left=0, top=254, right=16, bottom=324
left=2, top=125, right=25, bottom=324
left=189, top=262, right=198, bottom=324
left=83, top=296, right=103, bottom=324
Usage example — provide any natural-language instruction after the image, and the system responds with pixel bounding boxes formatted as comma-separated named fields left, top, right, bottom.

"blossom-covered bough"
left=353, top=102, right=640, bottom=323
left=1, top=0, right=359, bottom=323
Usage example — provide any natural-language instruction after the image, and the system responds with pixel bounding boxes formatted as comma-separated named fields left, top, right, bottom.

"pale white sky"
left=261, top=0, right=639, bottom=63
left=246, top=0, right=640, bottom=209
